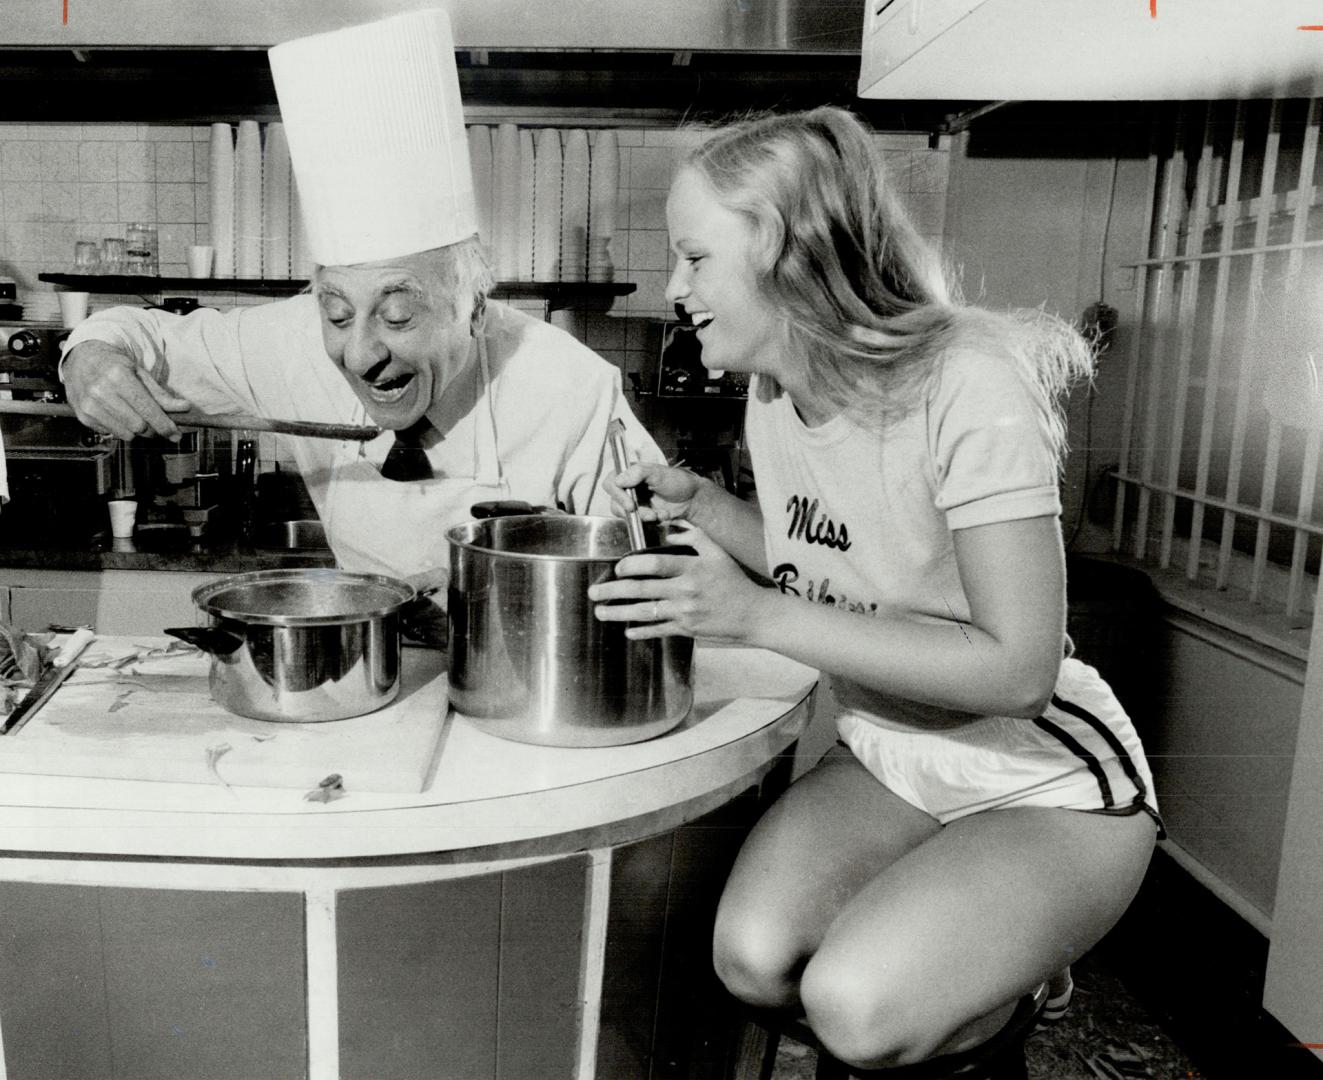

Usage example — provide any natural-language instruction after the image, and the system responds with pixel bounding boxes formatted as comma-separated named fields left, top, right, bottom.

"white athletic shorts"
left=836, top=658, right=1163, bottom=834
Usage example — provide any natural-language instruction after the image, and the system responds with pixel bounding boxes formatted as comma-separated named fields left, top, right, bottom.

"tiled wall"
left=0, top=123, right=211, bottom=322
left=0, top=118, right=949, bottom=335
left=0, top=119, right=949, bottom=465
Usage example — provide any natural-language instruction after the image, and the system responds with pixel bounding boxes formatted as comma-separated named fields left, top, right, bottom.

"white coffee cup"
left=57, top=291, right=90, bottom=327
left=107, top=499, right=138, bottom=538
left=187, top=245, right=215, bottom=278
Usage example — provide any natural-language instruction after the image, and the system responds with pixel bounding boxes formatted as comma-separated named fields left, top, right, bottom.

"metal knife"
left=0, top=628, right=95, bottom=736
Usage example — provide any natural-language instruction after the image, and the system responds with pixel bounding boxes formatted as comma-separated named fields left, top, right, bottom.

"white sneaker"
left=1037, top=969, right=1075, bottom=1028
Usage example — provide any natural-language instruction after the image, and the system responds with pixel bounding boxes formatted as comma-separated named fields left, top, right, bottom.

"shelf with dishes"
left=39, top=274, right=636, bottom=310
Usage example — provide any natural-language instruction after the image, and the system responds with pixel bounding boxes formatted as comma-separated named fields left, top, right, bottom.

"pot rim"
left=446, top=513, right=637, bottom=564
left=191, top=567, right=416, bottom=628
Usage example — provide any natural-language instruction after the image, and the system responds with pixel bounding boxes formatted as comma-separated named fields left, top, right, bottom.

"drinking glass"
left=100, top=237, right=127, bottom=276
left=73, top=240, right=101, bottom=276
left=125, top=223, right=159, bottom=275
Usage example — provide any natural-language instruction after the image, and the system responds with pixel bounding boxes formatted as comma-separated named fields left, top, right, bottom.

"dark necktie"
left=380, top=419, right=435, bottom=482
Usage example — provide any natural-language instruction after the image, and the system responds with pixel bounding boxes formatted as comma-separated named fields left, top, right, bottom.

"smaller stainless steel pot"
left=165, top=568, right=415, bottom=723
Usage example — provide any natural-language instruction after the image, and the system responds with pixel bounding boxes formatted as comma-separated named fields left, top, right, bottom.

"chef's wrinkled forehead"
left=268, top=8, right=477, bottom=268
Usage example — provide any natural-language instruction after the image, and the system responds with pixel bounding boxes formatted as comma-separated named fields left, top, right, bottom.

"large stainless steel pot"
left=164, top=568, right=415, bottom=723
left=446, top=511, right=694, bottom=747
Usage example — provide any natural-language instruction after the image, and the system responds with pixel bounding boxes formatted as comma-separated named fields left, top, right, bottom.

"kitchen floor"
left=767, top=947, right=1202, bottom=1079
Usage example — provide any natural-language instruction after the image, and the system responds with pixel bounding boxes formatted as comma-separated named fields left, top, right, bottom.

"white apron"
left=319, top=336, right=509, bottom=592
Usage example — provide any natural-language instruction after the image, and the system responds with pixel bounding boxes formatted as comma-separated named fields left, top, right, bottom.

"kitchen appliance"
left=656, top=322, right=749, bottom=399
left=1, top=323, right=71, bottom=399
left=652, top=320, right=745, bottom=495
left=0, top=321, right=115, bottom=544
left=0, top=277, right=19, bottom=321
left=164, top=568, right=416, bottom=723
left=447, top=506, right=695, bottom=748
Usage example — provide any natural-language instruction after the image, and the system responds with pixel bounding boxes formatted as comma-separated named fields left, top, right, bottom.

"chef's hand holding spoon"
left=63, top=340, right=191, bottom=442
left=592, top=462, right=773, bottom=643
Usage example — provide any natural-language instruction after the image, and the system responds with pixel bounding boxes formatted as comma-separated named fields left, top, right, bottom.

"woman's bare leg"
left=712, top=747, right=941, bottom=1009
left=800, top=806, right=1156, bottom=1068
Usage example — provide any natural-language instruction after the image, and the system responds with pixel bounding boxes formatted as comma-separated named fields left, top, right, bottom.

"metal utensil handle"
left=607, top=420, right=648, bottom=552
left=0, top=661, right=79, bottom=736
left=53, top=628, right=95, bottom=668
left=172, top=411, right=382, bottom=442
left=0, top=400, right=380, bottom=442
left=0, top=628, right=99, bottom=736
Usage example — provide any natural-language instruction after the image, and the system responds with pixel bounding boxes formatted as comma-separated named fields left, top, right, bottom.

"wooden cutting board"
left=0, top=638, right=447, bottom=794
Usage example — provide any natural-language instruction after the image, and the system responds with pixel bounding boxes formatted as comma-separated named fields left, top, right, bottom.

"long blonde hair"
left=681, top=106, right=1094, bottom=467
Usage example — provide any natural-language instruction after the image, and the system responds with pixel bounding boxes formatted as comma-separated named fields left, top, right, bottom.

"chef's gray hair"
left=681, top=106, right=1093, bottom=468
left=423, top=235, right=495, bottom=331
left=311, top=236, right=494, bottom=330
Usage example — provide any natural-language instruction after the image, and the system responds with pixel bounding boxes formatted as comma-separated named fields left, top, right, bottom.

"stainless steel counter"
left=0, top=532, right=336, bottom=574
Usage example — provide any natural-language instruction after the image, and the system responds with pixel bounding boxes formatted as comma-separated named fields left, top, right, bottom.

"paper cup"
left=107, top=499, right=138, bottom=538
left=187, top=245, right=215, bottom=278
left=57, top=291, right=90, bottom=327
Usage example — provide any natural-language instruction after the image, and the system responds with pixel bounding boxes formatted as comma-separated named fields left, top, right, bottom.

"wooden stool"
left=729, top=982, right=1048, bottom=1080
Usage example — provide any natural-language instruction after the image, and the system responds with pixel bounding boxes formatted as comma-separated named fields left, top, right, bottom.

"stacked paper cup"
left=559, top=129, right=589, bottom=282
left=262, top=123, right=292, bottom=280
left=588, top=129, right=619, bottom=282
left=516, top=129, right=535, bottom=280
left=208, top=123, right=236, bottom=278
left=467, top=125, right=494, bottom=253
left=492, top=123, right=521, bottom=281
left=532, top=128, right=563, bottom=283
left=234, top=121, right=264, bottom=278
left=289, top=175, right=315, bottom=280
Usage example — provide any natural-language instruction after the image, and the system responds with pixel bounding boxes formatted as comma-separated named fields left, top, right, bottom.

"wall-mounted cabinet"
left=857, top=0, right=1323, bottom=101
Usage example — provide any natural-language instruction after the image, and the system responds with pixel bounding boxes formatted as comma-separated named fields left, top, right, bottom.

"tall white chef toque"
left=268, top=8, right=477, bottom=266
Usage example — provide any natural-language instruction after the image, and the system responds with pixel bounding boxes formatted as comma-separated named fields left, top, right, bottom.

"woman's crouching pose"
left=590, top=105, right=1160, bottom=1070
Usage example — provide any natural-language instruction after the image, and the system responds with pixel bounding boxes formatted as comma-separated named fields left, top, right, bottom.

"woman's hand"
left=588, top=524, right=773, bottom=643
left=62, top=340, right=191, bottom=442
left=606, top=462, right=709, bottom=525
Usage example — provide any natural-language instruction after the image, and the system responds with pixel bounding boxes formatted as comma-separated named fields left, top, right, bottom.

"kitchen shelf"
left=42, top=273, right=307, bottom=295
left=39, top=273, right=635, bottom=309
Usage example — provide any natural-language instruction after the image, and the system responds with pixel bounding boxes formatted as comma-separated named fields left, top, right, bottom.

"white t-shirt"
left=744, top=345, right=1062, bottom=730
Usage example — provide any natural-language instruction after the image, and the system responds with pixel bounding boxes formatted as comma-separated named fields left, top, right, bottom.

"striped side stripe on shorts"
left=1033, top=694, right=1151, bottom=811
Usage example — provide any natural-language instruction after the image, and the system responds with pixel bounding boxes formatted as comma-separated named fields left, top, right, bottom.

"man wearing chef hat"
left=61, top=9, right=661, bottom=627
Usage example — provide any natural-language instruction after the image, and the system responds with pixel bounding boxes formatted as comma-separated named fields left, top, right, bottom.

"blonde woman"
left=591, top=106, right=1160, bottom=1071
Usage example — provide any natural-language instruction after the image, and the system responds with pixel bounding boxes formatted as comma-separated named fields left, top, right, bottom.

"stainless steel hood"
left=0, top=0, right=1010, bottom=136
left=2, top=0, right=938, bottom=129
left=1, top=0, right=863, bottom=53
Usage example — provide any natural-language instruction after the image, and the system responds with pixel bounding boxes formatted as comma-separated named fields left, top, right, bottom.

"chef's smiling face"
left=315, top=251, right=474, bottom=430
left=664, top=166, right=782, bottom=380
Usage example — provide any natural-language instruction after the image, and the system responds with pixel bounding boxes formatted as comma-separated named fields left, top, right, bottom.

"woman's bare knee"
left=712, top=904, right=803, bottom=1008
left=798, top=954, right=938, bottom=1068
